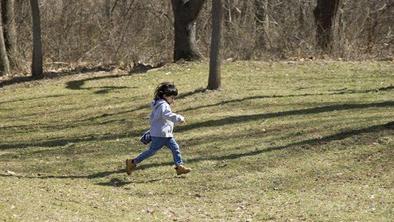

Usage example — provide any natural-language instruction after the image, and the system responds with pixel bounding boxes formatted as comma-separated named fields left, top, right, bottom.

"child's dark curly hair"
left=154, top=82, right=178, bottom=100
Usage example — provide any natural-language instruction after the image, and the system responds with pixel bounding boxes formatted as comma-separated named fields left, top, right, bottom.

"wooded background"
left=2, top=0, right=394, bottom=75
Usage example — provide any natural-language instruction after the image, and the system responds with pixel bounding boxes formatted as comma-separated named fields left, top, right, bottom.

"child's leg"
left=134, top=137, right=166, bottom=164
left=166, top=138, right=183, bottom=166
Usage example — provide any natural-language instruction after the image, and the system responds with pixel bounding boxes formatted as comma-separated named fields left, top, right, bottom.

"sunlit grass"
left=0, top=61, right=393, bottom=221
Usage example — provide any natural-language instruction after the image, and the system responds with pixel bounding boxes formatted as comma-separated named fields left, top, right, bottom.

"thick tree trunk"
left=0, top=1, right=10, bottom=75
left=1, top=0, right=18, bottom=68
left=171, top=0, right=205, bottom=61
left=313, top=0, right=340, bottom=51
left=30, top=0, right=43, bottom=78
left=208, top=0, right=222, bottom=90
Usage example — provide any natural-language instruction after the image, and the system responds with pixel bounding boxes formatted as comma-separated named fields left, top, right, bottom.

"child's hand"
left=179, top=116, right=186, bottom=124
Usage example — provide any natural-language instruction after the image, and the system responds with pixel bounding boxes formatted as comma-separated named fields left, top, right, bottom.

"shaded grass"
left=0, top=61, right=393, bottom=221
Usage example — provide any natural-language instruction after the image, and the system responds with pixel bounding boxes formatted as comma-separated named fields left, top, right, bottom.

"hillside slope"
left=0, top=61, right=393, bottom=221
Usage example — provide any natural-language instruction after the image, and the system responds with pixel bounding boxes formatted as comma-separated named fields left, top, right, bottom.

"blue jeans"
left=134, top=137, right=183, bottom=166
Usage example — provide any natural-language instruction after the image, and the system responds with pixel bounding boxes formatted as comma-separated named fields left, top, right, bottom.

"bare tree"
left=171, top=0, right=205, bottom=61
left=208, top=0, right=222, bottom=90
left=30, top=0, right=43, bottom=78
left=254, top=0, right=270, bottom=50
left=0, top=1, right=10, bottom=75
left=104, top=0, right=111, bottom=19
left=313, top=0, right=340, bottom=51
left=8, top=0, right=392, bottom=73
left=1, top=0, right=18, bottom=69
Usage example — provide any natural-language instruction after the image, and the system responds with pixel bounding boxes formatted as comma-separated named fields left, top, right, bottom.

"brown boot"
left=125, top=159, right=136, bottom=175
left=175, top=165, right=191, bottom=175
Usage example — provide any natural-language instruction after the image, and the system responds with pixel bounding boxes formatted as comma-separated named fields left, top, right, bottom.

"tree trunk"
left=30, top=0, right=43, bottom=78
left=313, top=0, right=340, bottom=51
left=104, top=0, right=111, bottom=19
left=0, top=1, right=10, bottom=75
left=254, top=0, right=269, bottom=50
left=223, top=0, right=231, bottom=27
left=171, top=0, right=205, bottom=61
left=1, top=0, right=18, bottom=68
left=298, top=0, right=306, bottom=32
left=207, top=0, right=222, bottom=90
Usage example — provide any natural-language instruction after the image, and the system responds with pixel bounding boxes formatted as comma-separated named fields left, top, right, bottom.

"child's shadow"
left=96, top=178, right=132, bottom=187
left=96, top=175, right=185, bottom=187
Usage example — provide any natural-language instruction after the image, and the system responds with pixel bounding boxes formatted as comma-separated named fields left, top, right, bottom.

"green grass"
left=0, top=61, right=393, bottom=221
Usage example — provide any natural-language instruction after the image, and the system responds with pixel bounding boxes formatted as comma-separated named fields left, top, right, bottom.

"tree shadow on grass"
left=0, top=65, right=115, bottom=88
left=0, top=168, right=125, bottom=180
left=177, top=87, right=206, bottom=99
left=1, top=87, right=205, bottom=129
left=177, top=101, right=394, bottom=132
left=0, top=94, right=69, bottom=106
left=63, top=87, right=207, bottom=120
left=1, top=101, right=393, bottom=150
left=178, top=86, right=394, bottom=112
left=0, top=132, right=136, bottom=150
left=0, top=121, right=391, bottom=180
left=137, top=120, right=394, bottom=170
left=0, top=165, right=187, bottom=187
left=65, top=74, right=134, bottom=94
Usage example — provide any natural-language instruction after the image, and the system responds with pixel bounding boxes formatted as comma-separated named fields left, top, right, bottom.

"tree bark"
left=207, top=0, right=222, bottom=90
left=104, top=0, right=111, bottom=19
left=254, top=0, right=269, bottom=50
left=313, top=0, right=340, bottom=51
left=30, top=0, right=43, bottom=78
left=171, top=0, right=205, bottom=61
left=1, top=0, right=17, bottom=68
left=0, top=1, right=10, bottom=75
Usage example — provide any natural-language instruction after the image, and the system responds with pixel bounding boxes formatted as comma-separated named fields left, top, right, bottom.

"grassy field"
left=0, top=61, right=393, bottom=221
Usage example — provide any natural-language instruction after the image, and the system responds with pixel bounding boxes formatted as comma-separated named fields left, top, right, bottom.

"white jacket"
left=149, top=99, right=184, bottom=137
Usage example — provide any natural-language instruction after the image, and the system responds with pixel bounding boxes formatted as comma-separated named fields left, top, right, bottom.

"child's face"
left=163, top=95, right=175, bottom=104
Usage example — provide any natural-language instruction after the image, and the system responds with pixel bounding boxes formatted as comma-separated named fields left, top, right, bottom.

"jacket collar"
left=152, top=99, right=167, bottom=109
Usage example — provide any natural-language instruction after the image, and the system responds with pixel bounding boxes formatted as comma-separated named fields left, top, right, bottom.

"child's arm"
left=161, top=104, right=185, bottom=123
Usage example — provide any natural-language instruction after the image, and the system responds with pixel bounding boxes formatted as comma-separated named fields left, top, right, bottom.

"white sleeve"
left=161, top=104, right=185, bottom=123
